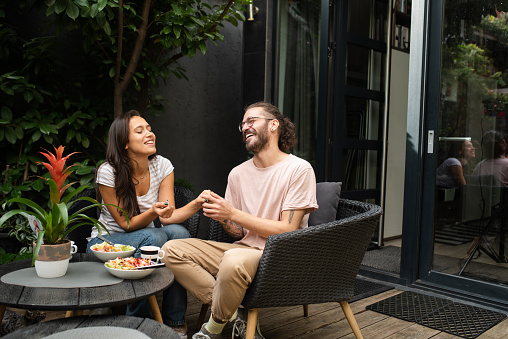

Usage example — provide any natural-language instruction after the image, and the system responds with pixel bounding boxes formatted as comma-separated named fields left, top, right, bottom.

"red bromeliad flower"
left=38, top=145, right=79, bottom=202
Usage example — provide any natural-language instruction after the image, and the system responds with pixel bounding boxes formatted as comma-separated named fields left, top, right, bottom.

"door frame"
left=402, top=0, right=508, bottom=310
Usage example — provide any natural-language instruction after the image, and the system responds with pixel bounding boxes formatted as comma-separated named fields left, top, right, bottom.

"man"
left=161, top=102, right=318, bottom=339
left=473, top=130, right=508, bottom=186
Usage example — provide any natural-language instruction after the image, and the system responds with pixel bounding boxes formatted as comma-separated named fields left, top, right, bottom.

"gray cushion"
left=308, top=182, right=342, bottom=226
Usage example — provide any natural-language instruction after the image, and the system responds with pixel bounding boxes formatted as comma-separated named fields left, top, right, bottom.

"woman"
left=87, top=110, right=206, bottom=337
left=436, top=139, right=476, bottom=188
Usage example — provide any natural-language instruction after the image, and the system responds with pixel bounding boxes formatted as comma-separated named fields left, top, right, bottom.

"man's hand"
left=203, top=191, right=244, bottom=239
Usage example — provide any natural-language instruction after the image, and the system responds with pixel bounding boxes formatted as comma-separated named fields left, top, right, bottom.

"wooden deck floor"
left=6, top=287, right=508, bottom=338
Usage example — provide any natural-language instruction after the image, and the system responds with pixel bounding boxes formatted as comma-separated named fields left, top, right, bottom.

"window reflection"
left=434, top=1, right=508, bottom=285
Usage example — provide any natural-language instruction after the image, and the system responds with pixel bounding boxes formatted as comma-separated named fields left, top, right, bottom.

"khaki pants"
left=161, top=238, right=263, bottom=322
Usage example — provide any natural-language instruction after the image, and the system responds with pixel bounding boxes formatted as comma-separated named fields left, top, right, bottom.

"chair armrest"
left=174, top=186, right=200, bottom=238
left=207, top=219, right=237, bottom=243
left=242, top=200, right=382, bottom=308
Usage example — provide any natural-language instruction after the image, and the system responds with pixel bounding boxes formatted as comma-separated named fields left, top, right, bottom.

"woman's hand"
left=153, top=201, right=175, bottom=219
left=194, top=189, right=213, bottom=208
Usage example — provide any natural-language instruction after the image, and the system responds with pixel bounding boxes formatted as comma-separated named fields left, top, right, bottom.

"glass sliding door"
left=274, top=0, right=323, bottom=166
left=425, top=0, right=508, bottom=295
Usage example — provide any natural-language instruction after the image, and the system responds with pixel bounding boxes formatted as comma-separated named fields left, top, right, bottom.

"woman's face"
left=461, top=140, right=475, bottom=160
left=125, top=116, right=156, bottom=156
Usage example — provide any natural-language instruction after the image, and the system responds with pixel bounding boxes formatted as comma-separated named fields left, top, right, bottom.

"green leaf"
left=5, top=127, right=16, bottom=144
left=228, top=17, right=239, bottom=27
left=97, top=0, right=107, bottom=11
left=23, top=91, right=34, bottom=103
left=1, top=182, right=12, bottom=195
left=1, top=106, right=12, bottom=121
left=198, top=41, right=207, bottom=55
left=64, top=99, right=71, bottom=109
left=54, top=0, right=67, bottom=14
left=109, top=66, right=115, bottom=78
left=173, top=26, right=181, bottom=38
left=32, top=129, right=42, bottom=142
left=103, top=21, right=111, bottom=35
left=66, top=3, right=79, bottom=20
left=74, top=0, right=89, bottom=7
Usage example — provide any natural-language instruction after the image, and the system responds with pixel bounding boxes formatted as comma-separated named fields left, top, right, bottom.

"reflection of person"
left=161, top=102, right=318, bottom=339
left=85, top=110, right=207, bottom=335
left=436, top=139, right=476, bottom=188
left=473, top=130, right=508, bottom=186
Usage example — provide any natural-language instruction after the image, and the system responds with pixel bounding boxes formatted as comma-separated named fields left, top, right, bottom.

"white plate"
left=104, top=265, right=155, bottom=280
left=91, top=245, right=136, bottom=262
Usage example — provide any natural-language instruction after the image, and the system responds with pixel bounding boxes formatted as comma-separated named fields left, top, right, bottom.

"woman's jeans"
left=87, top=224, right=190, bottom=326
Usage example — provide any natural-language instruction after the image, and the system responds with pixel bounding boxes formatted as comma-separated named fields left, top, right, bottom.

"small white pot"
left=33, top=239, right=72, bottom=278
left=35, top=257, right=70, bottom=278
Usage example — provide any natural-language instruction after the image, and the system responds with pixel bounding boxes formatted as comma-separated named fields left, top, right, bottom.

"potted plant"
left=0, top=145, right=125, bottom=278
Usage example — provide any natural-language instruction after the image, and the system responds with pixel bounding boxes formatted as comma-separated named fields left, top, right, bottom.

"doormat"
left=351, top=278, right=392, bottom=302
left=366, top=291, right=507, bottom=338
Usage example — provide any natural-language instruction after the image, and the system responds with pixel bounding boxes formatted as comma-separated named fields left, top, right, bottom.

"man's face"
left=242, top=108, right=271, bottom=153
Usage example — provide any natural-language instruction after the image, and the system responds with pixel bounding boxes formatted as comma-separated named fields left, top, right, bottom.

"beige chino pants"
left=161, top=238, right=263, bottom=322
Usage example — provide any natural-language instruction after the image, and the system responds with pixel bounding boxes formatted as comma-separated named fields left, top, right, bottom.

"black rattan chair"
left=198, top=198, right=382, bottom=339
left=66, top=185, right=200, bottom=252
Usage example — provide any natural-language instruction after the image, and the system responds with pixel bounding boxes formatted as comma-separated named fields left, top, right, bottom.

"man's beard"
left=244, top=128, right=269, bottom=153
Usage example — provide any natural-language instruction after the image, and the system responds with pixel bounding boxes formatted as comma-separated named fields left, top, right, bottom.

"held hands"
left=153, top=200, right=175, bottom=219
left=194, top=189, right=212, bottom=208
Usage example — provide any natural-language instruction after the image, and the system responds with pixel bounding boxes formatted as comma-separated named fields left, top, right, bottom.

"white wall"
left=384, top=49, right=410, bottom=239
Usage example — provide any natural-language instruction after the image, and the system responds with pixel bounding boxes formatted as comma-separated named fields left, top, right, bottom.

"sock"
left=229, top=309, right=238, bottom=322
left=205, top=315, right=227, bottom=334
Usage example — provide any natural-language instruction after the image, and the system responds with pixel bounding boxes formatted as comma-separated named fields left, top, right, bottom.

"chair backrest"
left=174, top=186, right=200, bottom=238
left=242, top=199, right=383, bottom=308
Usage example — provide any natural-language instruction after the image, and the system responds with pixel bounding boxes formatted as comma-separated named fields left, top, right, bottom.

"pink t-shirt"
left=225, top=154, right=318, bottom=250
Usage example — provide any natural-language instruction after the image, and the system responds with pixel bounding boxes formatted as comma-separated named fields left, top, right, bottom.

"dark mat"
left=351, top=278, right=392, bottom=302
left=362, top=246, right=401, bottom=274
left=367, top=290, right=507, bottom=338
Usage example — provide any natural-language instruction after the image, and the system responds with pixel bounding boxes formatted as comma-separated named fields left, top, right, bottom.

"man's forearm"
left=220, top=219, right=244, bottom=239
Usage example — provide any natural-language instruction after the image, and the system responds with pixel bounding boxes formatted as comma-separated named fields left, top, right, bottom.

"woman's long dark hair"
left=245, top=102, right=297, bottom=153
left=102, top=110, right=156, bottom=218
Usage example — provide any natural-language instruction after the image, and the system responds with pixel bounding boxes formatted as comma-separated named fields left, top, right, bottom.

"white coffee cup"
left=140, top=246, right=165, bottom=262
left=70, top=241, right=78, bottom=255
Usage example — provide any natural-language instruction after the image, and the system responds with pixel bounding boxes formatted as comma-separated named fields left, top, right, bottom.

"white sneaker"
left=192, top=323, right=223, bottom=339
left=231, top=308, right=265, bottom=339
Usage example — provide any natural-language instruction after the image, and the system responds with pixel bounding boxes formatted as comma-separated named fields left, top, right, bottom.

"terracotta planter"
left=34, top=239, right=72, bottom=278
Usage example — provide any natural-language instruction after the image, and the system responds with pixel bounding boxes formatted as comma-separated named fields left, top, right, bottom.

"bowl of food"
left=104, top=257, right=156, bottom=279
left=91, top=241, right=135, bottom=261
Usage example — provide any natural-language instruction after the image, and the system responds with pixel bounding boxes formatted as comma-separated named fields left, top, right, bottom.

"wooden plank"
left=18, top=287, right=79, bottom=309
left=0, top=260, right=29, bottom=307
left=383, top=323, right=442, bottom=338
left=79, top=280, right=135, bottom=308
left=294, top=310, right=390, bottom=339
left=131, top=268, right=173, bottom=297
left=340, top=314, right=415, bottom=338
left=478, top=318, right=508, bottom=338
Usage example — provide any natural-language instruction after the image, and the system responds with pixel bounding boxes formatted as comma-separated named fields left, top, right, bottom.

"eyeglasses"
left=238, top=117, right=274, bottom=132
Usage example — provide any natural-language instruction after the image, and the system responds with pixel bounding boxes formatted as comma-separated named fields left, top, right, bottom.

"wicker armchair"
left=199, top=198, right=382, bottom=339
left=66, top=185, right=200, bottom=252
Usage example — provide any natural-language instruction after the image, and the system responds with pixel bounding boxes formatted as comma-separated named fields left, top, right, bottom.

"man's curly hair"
left=244, top=102, right=297, bottom=153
